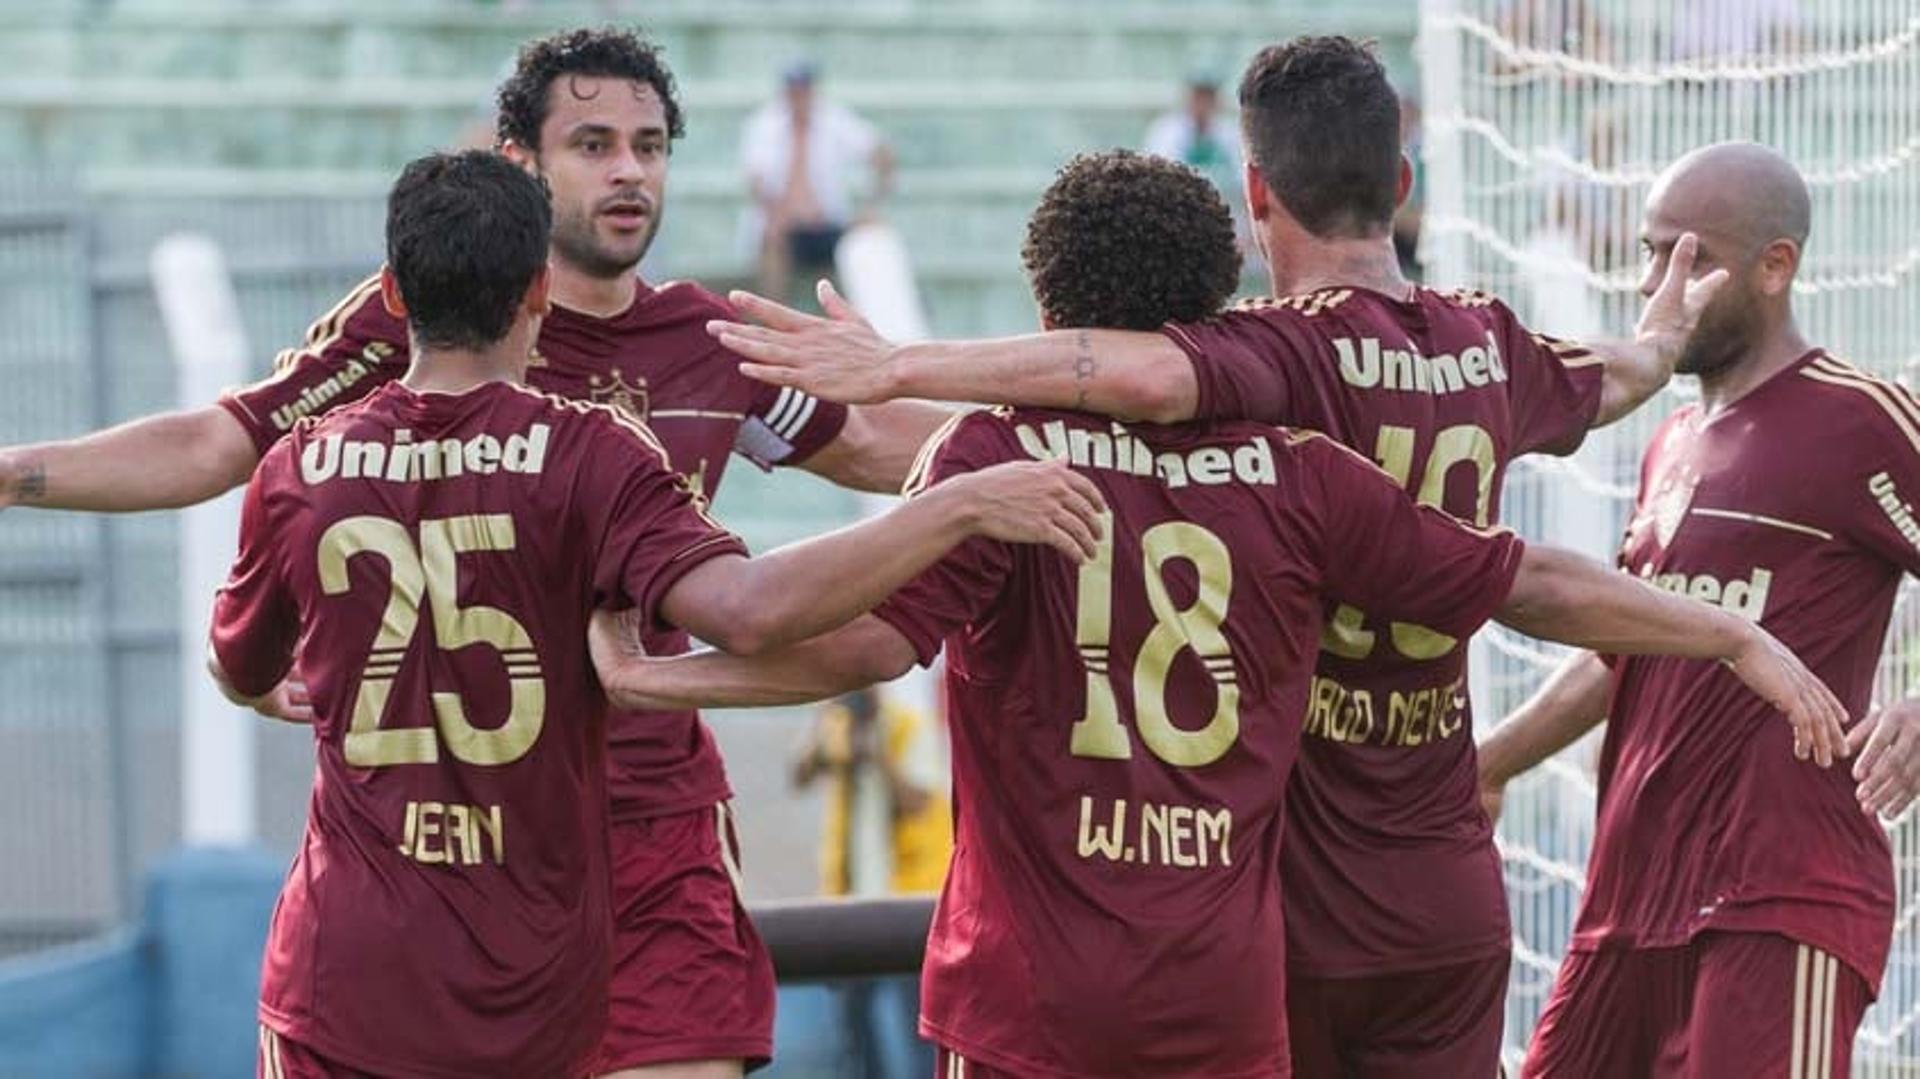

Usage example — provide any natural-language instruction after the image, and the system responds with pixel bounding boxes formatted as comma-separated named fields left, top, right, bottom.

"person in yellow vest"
left=794, top=686, right=952, bottom=897
left=792, top=684, right=951, bottom=1077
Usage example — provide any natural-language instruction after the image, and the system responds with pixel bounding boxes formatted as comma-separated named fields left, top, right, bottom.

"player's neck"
left=548, top=257, right=638, bottom=319
left=1265, top=234, right=1410, bottom=301
left=1698, top=317, right=1811, bottom=413
left=401, top=328, right=536, bottom=395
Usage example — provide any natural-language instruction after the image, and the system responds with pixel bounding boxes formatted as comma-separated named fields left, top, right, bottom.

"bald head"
left=1641, top=142, right=1810, bottom=378
left=1648, top=141, right=1810, bottom=256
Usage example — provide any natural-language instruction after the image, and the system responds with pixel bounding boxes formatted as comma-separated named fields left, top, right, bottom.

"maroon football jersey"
left=219, top=274, right=846, bottom=820
left=1573, top=351, right=1905, bottom=988
left=873, top=407, right=1525, bottom=1077
left=211, top=381, right=746, bottom=1075
left=1162, top=286, right=1604, bottom=975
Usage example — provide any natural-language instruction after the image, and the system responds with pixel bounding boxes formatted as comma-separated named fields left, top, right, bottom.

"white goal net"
left=1418, top=0, right=1920, bottom=1068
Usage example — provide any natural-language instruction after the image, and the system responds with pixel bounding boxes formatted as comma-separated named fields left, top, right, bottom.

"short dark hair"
left=386, top=151, right=552, bottom=351
left=495, top=27, right=686, bottom=151
left=1021, top=151, right=1241, bottom=331
left=1239, top=36, right=1402, bottom=238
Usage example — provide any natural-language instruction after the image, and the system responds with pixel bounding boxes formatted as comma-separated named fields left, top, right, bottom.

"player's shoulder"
left=643, top=279, right=737, bottom=323
left=1794, top=352, right=1920, bottom=457
left=902, top=407, right=1027, bottom=494
left=1226, top=287, right=1363, bottom=322
left=498, top=383, right=675, bottom=464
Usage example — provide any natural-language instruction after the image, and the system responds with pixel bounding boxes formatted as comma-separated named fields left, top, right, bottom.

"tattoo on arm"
left=1073, top=330, right=1095, bottom=410
left=15, top=460, right=46, bottom=502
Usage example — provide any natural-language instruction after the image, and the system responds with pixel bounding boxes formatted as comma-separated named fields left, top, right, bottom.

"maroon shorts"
left=258, top=1027, right=383, bottom=1079
left=588, top=803, right=777, bottom=1075
left=1523, top=932, right=1869, bottom=1078
left=1287, top=952, right=1509, bottom=1079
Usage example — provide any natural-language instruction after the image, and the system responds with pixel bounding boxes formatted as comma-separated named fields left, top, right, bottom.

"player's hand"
left=250, top=676, right=314, bottom=725
left=1848, top=699, right=1920, bottom=818
left=1636, top=232, right=1730, bottom=366
left=710, top=280, right=901, bottom=404
left=1725, top=627, right=1848, bottom=767
left=934, top=457, right=1107, bottom=562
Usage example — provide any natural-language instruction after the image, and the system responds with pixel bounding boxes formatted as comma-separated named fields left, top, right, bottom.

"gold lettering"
left=475, top=804, right=505, bottom=865
left=1141, top=801, right=1170, bottom=865
left=1077, top=796, right=1127, bottom=861
left=1167, top=805, right=1197, bottom=868
left=398, top=800, right=418, bottom=858
left=415, top=801, right=445, bottom=865
left=1195, top=808, right=1231, bottom=867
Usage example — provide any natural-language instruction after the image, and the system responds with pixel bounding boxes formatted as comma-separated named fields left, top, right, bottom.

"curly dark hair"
left=1021, top=151, right=1241, bottom=331
left=494, top=27, right=686, bottom=151
left=1239, top=36, right=1401, bottom=238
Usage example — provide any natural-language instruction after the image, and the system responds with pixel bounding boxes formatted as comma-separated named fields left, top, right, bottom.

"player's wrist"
left=882, top=342, right=933, bottom=402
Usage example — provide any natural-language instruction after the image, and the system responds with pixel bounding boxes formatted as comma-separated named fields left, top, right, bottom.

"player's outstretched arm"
left=1476, top=651, right=1612, bottom=822
left=0, top=405, right=260, bottom=512
left=710, top=280, right=1199, bottom=423
left=661, top=457, right=1104, bottom=657
left=1497, top=545, right=1847, bottom=766
left=591, top=613, right=916, bottom=712
left=799, top=399, right=955, bottom=493
left=1590, top=232, right=1729, bottom=427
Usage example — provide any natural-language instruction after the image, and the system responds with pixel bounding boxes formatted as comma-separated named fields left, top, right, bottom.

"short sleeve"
left=218, top=274, right=408, bottom=457
left=1840, top=385, right=1920, bottom=579
left=1292, top=432, right=1525, bottom=639
left=870, top=413, right=1019, bottom=666
left=208, top=445, right=301, bottom=698
left=1497, top=301, right=1604, bottom=456
left=737, top=375, right=850, bottom=469
left=1159, top=307, right=1322, bottom=426
left=584, top=411, right=751, bottom=630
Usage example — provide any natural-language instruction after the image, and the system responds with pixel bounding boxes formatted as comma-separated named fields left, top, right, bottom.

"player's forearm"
left=1589, top=338, right=1673, bottom=427
left=885, top=330, right=1197, bottom=422
left=0, top=406, right=259, bottom=511
left=699, top=486, right=976, bottom=655
left=802, top=401, right=954, bottom=493
left=1498, top=545, right=1761, bottom=662
left=602, top=619, right=914, bottom=710
left=1478, top=651, right=1611, bottom=786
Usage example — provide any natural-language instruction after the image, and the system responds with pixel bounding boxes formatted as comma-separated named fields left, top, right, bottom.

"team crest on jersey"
left=589, top=371, right=651, bottom=422
left=1633, top=468, right=1697, bottom=550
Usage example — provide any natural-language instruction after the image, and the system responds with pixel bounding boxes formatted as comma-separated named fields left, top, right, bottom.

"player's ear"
left=1397, top=154, right=1414, bottom=209
left=379, top=265, right=408, bottom=320
left=498, top=139, right=537, bottom=175
left=1758, top=238, right=1801, bottom=297
left=524, top=262, right=553, bottom=319
left=1243, top=161, right=1270, bottom=223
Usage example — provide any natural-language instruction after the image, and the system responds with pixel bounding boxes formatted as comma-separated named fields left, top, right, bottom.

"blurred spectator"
left=1143, top=76, right=1247, bottom=248
left=793, top=686, right=951, bottom=898
left=1394, top=92, right=1425, bottom=279
left=792, top=685, right=950, bottom=1078
left=741, top=62, right=895, bottom=306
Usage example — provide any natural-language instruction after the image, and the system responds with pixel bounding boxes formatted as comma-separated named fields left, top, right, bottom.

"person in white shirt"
left=1143, top=75, right=1247, bottom=254
left=741, top=62, right=895, bottom=304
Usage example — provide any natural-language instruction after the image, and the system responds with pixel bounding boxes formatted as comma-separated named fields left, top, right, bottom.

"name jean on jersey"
left=1016, top=420, right=1277, bottom=487
left=1077, top=796, right=1232, bottom=870
left=397, top=799, right=505, bottom=866
left=300, top=423, right=551, bottom=485
left=1333, top=331, right=1508, bottom=395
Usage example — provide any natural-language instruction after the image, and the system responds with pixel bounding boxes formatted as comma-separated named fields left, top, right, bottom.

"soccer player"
left=587, top=149, right=1845, bottom=1078
left=0, top=29, right=948, bottom=1078
left=706, top=36, right=1746, bottom=1076
left=214, top=151, right=1103, bottom=1078
left=1479, top=142, right=1908, bottom=1078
